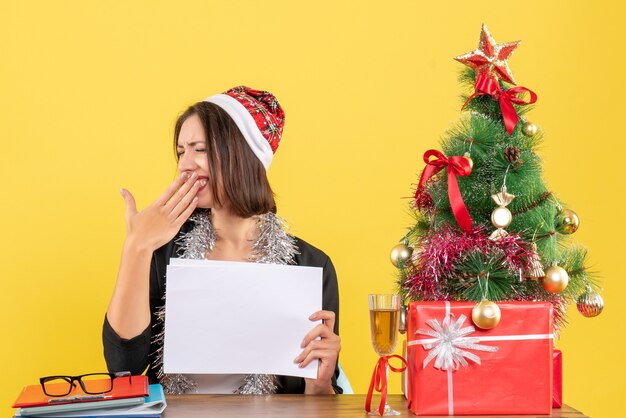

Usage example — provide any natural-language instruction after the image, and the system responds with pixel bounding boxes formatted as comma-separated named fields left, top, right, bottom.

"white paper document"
left=163, top=259, right=323, bottom=379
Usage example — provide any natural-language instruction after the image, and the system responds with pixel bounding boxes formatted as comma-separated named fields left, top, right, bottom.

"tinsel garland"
left=402, top=225, right=567, bottom=328
left=152, top=210, right=299, bottom=395
left=404, top=226, right=530, bottom=297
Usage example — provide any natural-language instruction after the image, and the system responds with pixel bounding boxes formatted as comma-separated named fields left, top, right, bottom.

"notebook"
left=17, top=397, right=144, bottom=416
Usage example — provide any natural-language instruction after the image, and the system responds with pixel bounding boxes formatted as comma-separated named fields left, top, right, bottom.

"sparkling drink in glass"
left=368, top=294, right=401, bottom=416
left=370, top=308, right=400, bottom=356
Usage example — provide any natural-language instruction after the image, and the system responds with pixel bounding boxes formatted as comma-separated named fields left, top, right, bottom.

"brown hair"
left=174, top=101, right=276, bottom=217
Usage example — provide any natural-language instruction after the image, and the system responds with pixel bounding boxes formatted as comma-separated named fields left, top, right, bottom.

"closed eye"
left=176, top=148, right=205, bottom=158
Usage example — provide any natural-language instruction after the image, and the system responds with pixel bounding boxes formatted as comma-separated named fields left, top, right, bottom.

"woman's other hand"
left=121, top=172, right=204, bottom=251
left=296, top=310, right=341, bottom=394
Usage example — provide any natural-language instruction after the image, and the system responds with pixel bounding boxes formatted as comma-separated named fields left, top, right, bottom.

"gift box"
left=406, top=301, right=553, bottom=415
left=553, top=349, right=562, bottom=408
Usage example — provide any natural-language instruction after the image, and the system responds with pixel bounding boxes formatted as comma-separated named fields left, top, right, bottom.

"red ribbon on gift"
left=365, top=355, right=408, bottom=416
left=414, top=150, right=473, bottom=233
left=465, top=73, right=538, bottom=135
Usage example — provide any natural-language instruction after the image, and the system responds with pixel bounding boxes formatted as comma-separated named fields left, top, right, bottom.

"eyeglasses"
left=40, top=372, right=132, bottom=397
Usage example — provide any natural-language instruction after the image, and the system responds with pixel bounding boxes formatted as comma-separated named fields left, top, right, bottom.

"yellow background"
left=1, top=1, right=624, bottom=416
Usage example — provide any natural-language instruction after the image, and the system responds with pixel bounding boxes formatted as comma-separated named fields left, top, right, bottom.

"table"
left=163, top=394, right=588, bottom=417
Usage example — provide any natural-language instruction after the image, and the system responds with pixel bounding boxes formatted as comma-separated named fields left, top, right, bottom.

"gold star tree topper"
left=455, top=24, right=521, bottom=85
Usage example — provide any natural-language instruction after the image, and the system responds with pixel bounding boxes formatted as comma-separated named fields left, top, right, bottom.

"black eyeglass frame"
left=39, top=371, right=132, bottom=397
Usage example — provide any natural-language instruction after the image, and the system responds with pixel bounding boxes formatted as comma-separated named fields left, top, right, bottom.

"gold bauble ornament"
left=555, top=208, right=580, bottom=234
left=522, top=121, right=538, bottom=137
left=577, top=288, right=604, bottom=318
left=491, top=206, right=513, bottom=229
left=390, top=243, right=413, bottom=268
left=542, top=265, right=569, bottom=293
left=463, top=152, right=474, bottom=170
left=471, top=300, right=502, bottom=329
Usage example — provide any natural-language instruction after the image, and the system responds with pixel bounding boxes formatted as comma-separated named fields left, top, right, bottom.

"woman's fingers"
left=297, top=332, right=340, bottom=355
left=301, top=323, right=333, bottom=349
left=296, top=309, right=340, bottom=385
left=297, top=348, right=338, bottom=369
left=163, top=172, right=199, bottom=212
left=309, top=310, right=336, bottom=333
left=154, top=172, right=191, bottom=206
left=120, top=173, right=203, bottom=252
left=171, top=179, right=205, bottom=220
left=297, top=325, right=340, bottom=363
left=175, top=196, right=199, bottom=226
left=295, top=338, right=338, bottom=363
left=120, top=188, right=138, bottom=220
left=301, top=310, right=336, bottom=349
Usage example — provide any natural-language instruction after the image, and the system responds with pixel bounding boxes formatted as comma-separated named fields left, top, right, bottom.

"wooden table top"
left=163, top=394, right=588, bottom=417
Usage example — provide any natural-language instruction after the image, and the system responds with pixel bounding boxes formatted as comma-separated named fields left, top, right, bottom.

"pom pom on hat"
left=204, top=86, right=285, bottom=170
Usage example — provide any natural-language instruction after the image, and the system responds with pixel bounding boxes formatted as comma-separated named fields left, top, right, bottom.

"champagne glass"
left=368, top=294, right=401, bottom=416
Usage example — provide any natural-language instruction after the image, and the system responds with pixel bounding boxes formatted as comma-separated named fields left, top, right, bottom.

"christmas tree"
left=393, top=24, right=604, bottom=329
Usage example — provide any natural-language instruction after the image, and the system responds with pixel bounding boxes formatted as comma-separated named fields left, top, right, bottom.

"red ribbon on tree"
left=414, top=149, right=473, bottom=233
left=465, top=73, right=537, bottom=135
left=365, top=355, right=408, bottom=416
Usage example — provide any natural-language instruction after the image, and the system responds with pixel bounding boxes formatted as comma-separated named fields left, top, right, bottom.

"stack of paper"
left=13, top=377, right=166, bottom=418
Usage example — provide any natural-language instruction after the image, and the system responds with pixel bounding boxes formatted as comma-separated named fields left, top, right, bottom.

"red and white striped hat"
left=204, top=86, right=285, bottom=170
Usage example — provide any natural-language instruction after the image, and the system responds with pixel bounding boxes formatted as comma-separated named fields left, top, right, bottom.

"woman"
left=103, top=86, right=341, bottom=395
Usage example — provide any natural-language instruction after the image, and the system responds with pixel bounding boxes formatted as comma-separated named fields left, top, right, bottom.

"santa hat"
left=204, top=86, right=285, bottom=170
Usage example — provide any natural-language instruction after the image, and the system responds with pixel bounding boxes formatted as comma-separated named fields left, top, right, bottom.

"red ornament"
left=455, top=24, right=520, bottom=85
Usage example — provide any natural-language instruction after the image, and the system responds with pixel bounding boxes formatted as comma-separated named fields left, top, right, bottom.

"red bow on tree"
left=365, top=355, right=408, bottom=416
left=414, top=150, right=473, bottom=233
left=465, top=73, right=537, bottom=135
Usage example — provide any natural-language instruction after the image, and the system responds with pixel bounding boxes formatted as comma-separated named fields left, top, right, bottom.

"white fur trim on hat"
left=204, top=94, right=273, bottom=171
